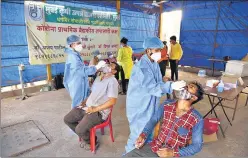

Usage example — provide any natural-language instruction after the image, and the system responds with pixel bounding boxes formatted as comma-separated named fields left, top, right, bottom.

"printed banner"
left=24, top=1, right=120, bottom=65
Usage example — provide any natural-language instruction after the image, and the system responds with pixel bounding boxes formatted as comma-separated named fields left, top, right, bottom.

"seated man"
left=64, top=62, right=120, bottom=150
left=125, top=81, right=204, bottom=157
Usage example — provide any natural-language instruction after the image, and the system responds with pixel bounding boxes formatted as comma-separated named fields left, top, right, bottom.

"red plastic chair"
left=79, top=108, right=114, bottom=153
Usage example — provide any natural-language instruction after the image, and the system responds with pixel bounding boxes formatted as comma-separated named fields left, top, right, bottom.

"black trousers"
left=120, top=66, right=129, bottom=93
left=159, top=60, right=168, bottom=77
left=169, top=59, right=179, bottom=81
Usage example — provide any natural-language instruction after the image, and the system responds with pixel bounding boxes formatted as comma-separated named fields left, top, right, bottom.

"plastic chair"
left=79, top=108, right=114, bottom=153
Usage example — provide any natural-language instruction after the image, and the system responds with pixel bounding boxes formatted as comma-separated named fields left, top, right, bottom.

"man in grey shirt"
left=64, top=62, right=120, bottom=150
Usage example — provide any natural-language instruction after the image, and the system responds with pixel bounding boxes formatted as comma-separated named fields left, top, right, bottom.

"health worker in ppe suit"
left=125, top=37, right=186, bottom=154
left=63, top=35, right=106, bottom=109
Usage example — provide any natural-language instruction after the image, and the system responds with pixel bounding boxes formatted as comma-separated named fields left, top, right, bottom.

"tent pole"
left=116, top=0, right=120, bottom=56
left=42, top=0, right=52, bottom=85
left=212, top=1, right=221, bottom=59
left=155, top=3, right=163, bottom=137
left=116, top=0, right=120, bottom=14
left=158, top=4, right=163, bottom=38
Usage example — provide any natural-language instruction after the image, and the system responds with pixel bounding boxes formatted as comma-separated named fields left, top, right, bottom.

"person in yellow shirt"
left=117, top=37, right=134, bottom=95
left=169, top=36, right=183, bottom=81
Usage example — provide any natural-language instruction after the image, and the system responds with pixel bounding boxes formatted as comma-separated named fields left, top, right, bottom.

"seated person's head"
left=177, top=81, right=204, bottom=105
left=102, top=62, right=120, bottom=76
left=111, top=62, right=120, bottom=75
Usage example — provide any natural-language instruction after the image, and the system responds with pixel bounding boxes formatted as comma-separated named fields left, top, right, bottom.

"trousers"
left=169, top=59, right=179, bottom=81
left=124, top=144, right=158, bottom=157
left=64, top=108, right=104, bottom=143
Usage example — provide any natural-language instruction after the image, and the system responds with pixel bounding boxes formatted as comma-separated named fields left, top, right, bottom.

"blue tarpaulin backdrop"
left=179, top=1, right=248, bottom=70
left=1, top=1, right=248, bottom=87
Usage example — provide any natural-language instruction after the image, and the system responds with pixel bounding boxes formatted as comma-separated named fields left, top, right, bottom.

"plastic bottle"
left=217, top=80, right=224, bottom=93
left=198, top=70, right=206, bottom=77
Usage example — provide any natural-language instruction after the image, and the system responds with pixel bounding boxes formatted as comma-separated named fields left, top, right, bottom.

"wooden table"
left=208, top=58, right=227, bottom=76
left=197, top=77, right=248, bottom=137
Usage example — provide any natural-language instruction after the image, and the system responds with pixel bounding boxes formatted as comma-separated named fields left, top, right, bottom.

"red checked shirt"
left=149, top=103, right=201, bottom=157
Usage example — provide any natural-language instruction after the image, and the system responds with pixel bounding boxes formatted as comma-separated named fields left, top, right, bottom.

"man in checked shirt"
left=124, top=81, right=204, bottom=157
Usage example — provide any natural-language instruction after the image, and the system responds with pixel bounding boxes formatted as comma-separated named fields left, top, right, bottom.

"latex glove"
left=135, top=134, right=146, bottom=149
left=171, top=80, right=186, bottom=91
left=95, top=60, right=106, bottom=70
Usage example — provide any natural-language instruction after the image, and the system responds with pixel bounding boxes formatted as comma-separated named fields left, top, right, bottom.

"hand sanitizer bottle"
left=217, top=80, right=224, bottom=93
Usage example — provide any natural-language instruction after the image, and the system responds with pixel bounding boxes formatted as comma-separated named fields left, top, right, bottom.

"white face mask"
left=74, top=44, right=82, bottom=52
left=109, top=55, right=114, bottom=58
left=150, top=52, right=161, bottom=62
left=178, top=89, right=192, bottom=100
left=97, top=54, right=102, bottom=59
left=102, top=66, right=112, bottom=74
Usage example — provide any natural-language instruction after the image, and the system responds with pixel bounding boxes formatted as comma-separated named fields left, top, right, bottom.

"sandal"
left=119, top=92, right=126, bottom=95
left=83, top=141, right=100, bottom=151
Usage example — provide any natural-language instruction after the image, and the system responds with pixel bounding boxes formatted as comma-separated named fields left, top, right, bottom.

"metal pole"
left=47, top=64, right=52, bottom=85
left=179, top=0, right=186, bottom=43
left=18, top=64, right=28, bottom=100
left=158, top=4, right=163, bottom=38
left=42, top=0, right=53, bottom=87
left=212, top=1, right=221, bottom=62
left=19, top=67, right=24, bottom=98
left=116, top=0, right=120, bottom=39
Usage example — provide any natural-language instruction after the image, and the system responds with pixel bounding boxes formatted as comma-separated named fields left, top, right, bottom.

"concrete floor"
left=1, top=71, right=248, bottom=157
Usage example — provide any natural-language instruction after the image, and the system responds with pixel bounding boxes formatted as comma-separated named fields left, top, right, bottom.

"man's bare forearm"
left=94, top=98, right=116, bottom=112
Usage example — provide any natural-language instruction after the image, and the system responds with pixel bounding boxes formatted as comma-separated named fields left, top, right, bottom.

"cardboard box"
left=221, top=73, right=239, bottom=88
left=225, top=60, right=248, bottom=77
left=203, top=133, right=218, bottom=143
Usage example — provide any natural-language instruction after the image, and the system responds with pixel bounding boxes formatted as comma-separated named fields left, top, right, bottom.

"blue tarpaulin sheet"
left=179, top=1, right=248, bottom=70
